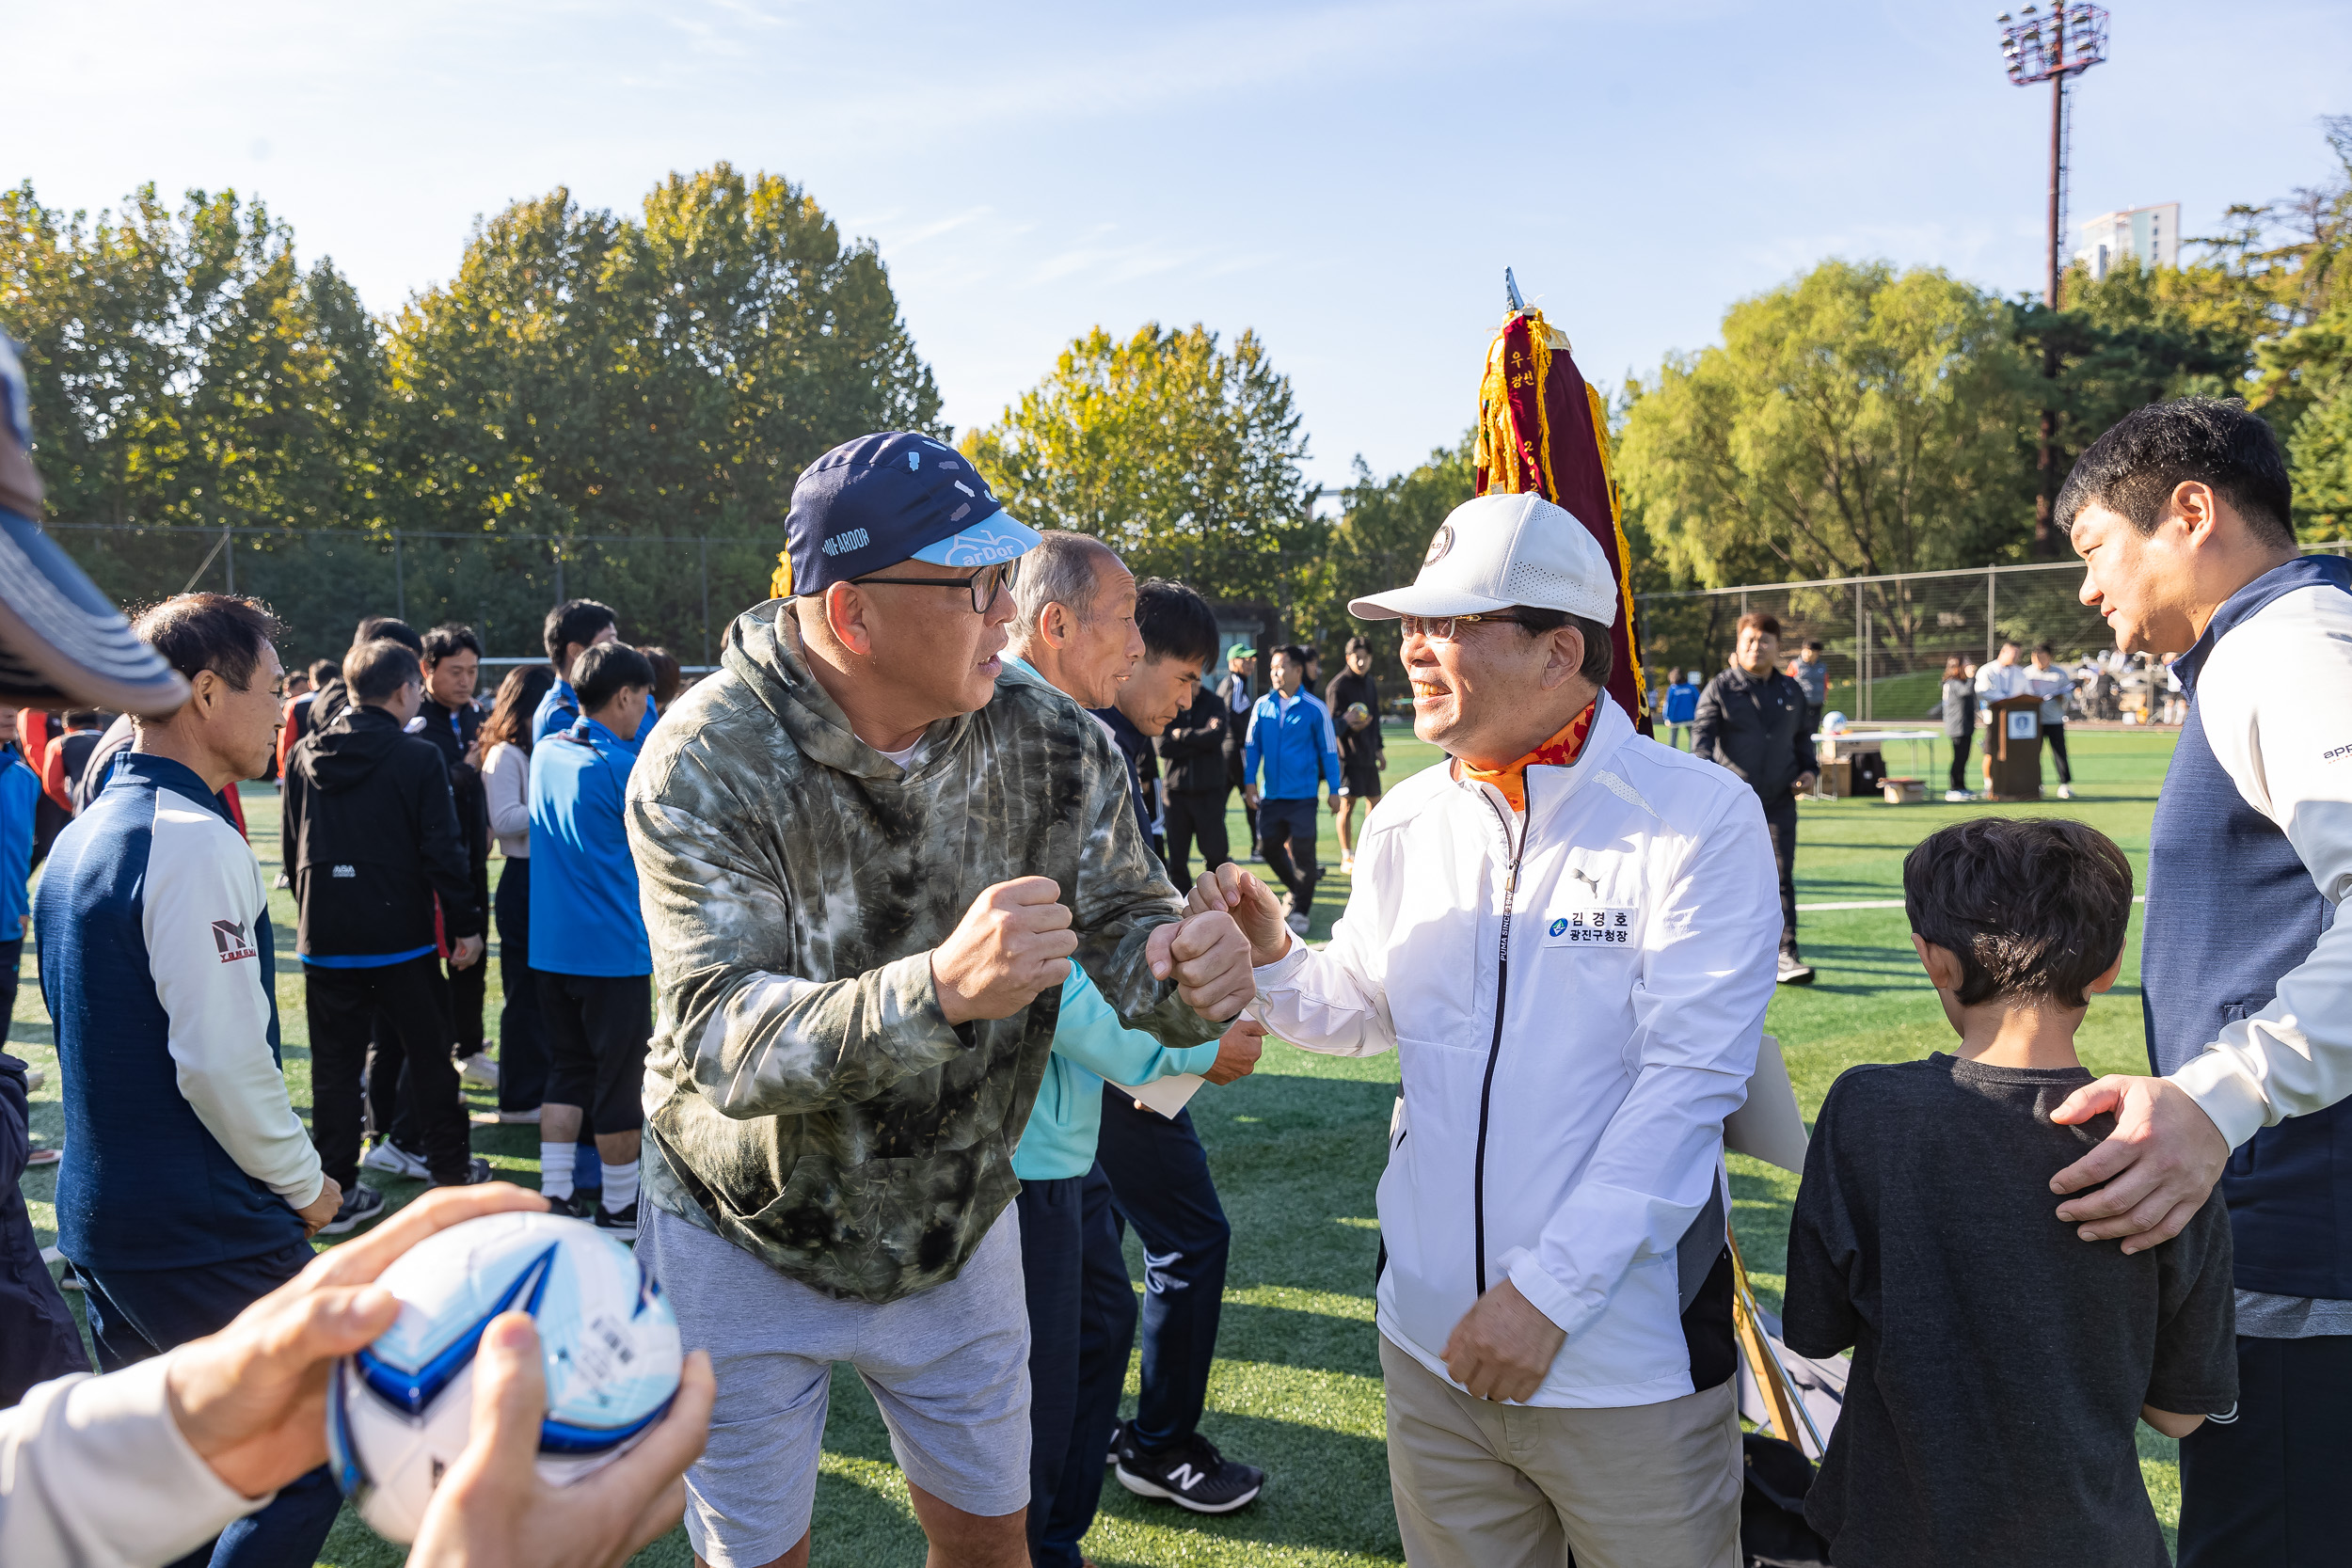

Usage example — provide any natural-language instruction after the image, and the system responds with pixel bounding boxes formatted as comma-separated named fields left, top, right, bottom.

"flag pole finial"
left=1503, top=266, right=1527, bottom=314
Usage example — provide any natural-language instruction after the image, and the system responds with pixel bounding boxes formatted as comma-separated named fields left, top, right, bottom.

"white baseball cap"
left=1350, top=492, right=1619, bottom=626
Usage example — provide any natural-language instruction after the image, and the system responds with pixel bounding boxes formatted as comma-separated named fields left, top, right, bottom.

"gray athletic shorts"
left=638, top=1201, right=1032, bottom=1565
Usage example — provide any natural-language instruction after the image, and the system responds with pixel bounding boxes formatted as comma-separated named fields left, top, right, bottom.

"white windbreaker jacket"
left=1252, top=699, right=1782, bottom=1407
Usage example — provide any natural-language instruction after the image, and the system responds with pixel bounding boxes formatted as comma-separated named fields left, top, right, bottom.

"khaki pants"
left=1379, top=1335, right=1741, bottom=1568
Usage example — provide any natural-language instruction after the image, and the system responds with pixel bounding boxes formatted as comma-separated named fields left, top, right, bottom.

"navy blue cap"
left=779, top=432, right=1040, bottom=597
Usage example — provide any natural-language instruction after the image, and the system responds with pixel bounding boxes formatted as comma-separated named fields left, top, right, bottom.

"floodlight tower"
left=1997, top=4, right=2109, bottom=554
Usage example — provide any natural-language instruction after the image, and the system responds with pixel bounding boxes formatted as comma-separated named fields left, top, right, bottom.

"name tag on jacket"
left=1541, top=906, right=1639, bottom=947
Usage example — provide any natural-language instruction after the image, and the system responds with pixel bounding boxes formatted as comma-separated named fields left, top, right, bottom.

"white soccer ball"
left=326, top=1211, right=682, bottom=1544
left=1820, top=709, right=1849, bottom=735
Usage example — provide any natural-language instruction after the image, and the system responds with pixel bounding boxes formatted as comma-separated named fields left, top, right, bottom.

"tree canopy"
left=961, top=324, right=1315, bottom=610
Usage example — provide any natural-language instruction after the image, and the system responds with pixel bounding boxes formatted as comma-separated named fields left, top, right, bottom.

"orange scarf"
left=1456, top=701, right=1597, bottom=811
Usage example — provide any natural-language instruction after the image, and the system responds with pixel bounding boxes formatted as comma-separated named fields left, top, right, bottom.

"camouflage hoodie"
left=625, top=601, right=1216, bottom=1303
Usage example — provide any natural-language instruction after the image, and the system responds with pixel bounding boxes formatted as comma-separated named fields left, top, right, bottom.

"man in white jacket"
left=1188, top=493, right=1782, bottom=1567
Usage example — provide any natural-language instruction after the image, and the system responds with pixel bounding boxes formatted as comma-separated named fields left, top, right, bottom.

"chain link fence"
left=48, top=525, right=785, bottom=672
left=1635, top=544, right=2352, bottom=725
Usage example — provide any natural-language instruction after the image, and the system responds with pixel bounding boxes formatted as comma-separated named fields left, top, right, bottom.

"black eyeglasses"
left=849, top=559, right=1020, bottom=614
left=1399, top=612, right=1538, bottom=643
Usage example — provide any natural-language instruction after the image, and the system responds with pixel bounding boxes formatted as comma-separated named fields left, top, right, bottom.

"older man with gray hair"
left=1190, top=492, right=1781, bottom=1567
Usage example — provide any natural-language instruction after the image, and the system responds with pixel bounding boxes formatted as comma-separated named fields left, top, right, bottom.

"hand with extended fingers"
left=1184, top=863, right=1293, bottom=969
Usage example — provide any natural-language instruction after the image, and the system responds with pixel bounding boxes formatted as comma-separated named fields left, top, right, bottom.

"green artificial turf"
left=8, top=722, right=2183, bottom=1564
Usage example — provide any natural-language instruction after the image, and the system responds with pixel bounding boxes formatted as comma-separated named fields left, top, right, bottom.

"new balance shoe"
left=1776, top=954, right=1817, bottom=986
left=595, top=1201, right=640, bottom=1242
left=361, top=1138, right=429, bottom=1180
left=458, top=1053, right=501, bottom=1089
left=542, top=1192, right=595, bottom=1220
left=1113, top=1433, right=1264, bottom=1513
left=318, top=1184, right=387, bottom=1235
left=430, top=1156, right=494, bottom=1188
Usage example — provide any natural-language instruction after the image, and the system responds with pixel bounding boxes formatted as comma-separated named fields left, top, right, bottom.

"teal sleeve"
left=1053, top=967, right=1218, bottom=1085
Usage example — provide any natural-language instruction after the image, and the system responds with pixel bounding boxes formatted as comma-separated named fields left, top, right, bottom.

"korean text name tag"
left=1541, top=906, right=1638, bottom=947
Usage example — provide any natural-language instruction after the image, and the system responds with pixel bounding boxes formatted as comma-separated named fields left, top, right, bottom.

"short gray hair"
left=1009, top=531, right=1119, bottom=651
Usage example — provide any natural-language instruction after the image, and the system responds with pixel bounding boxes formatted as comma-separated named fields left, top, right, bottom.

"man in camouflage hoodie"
left=626, top=432, right=1256, bottom=1568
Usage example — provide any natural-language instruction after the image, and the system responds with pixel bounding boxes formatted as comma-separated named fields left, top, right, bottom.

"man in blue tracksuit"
left=534, top=597, right=660, bottom=742
left=2042, top=400, right=2352, bottom=1565
left=530, top=640, right=656, bottom=1239
left=37, top=593, right=346, bottom=1568
left=1241, top=644, right=1343, bottom=933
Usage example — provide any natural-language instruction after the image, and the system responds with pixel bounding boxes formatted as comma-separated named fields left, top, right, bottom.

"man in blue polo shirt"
left=1242, top=643, right=1343, bottom=935
left=530, top=640, right=656, bottom=1239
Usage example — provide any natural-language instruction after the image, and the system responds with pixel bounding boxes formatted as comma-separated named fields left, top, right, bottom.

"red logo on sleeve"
left=211, top=919, right=259, bottom=963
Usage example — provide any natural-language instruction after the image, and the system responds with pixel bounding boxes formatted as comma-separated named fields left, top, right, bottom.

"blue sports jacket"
left=1243, top=689, right=1343, bottom=801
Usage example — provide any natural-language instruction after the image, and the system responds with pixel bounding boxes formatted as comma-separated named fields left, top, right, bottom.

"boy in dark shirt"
left=1785, top=816, right=2236, bottom=1568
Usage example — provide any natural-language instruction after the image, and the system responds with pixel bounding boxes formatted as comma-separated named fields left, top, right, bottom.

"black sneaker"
left=1105, top=1418, right=1126, bottom=1465
left=430, top=1156, right=494, bottom=1188
left=543, top=1192, right=595, bottom=1220
left=594, top=1201, right=639, bottom=1242
left=318, top=1185, right=387, bottom=1235
left=1113, top=1432, right=1264, bottom=1513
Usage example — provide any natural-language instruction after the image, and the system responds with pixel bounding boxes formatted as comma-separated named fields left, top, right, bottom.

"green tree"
left=961, top=324, right=1315, bottom=610
left=1290, top=437, right=1474, bottom=677
left=1617, top=260, right=2032, bottom=589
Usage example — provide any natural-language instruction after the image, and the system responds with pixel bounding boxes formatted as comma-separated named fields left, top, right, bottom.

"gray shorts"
left=638, top=1201, right=1032, bottom=1565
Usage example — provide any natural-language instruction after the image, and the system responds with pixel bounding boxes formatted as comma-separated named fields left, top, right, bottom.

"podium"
left=1982, top=695, right=2043, bottom=801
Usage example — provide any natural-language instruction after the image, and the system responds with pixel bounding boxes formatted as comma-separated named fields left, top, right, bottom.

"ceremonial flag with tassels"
left=1473, top=306, right=1649, bottom=733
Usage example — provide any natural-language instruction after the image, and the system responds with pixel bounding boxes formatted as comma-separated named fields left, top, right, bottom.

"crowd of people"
left=0, top=390, right=2347, bottom=1568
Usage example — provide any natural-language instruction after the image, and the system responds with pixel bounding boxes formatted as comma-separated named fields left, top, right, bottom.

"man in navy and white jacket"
left=35, top=592, right=346, bottom=1568
left=2045, top=399, right=2352, bottom=1564
left=1193, top=493, right=1780, bottom=1566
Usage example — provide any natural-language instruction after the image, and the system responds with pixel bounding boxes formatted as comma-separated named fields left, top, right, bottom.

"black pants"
left=1163, top=788, right=1232, bottom=889
left=2044, top=720, right=2071, bottom=786
left=447, top=940, right=486, bottom=1055
left=2179, top=1334, right=2352, bottom=1566
left=495, top=857, right=548, bottom=1112
left=1020, top=1173, right=1122, bottom=1568
left=80, top=1241, right=344, bottom=1568
left=539, top=972, right=652, bottom=1133
left=1, top=936, right=19, bottom=1043
left=1947, top=732, right=1973, bottom=793
left=309, top=956, right=471, bottom=1188
left=1095, top=1086, right=1232, bottom=1452
left=1762, top=793, right=1800, bottom=960
left=1258, top=795, right=1321, bottom=912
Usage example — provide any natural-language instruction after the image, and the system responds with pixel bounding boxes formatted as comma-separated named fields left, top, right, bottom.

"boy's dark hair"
left=133, top=594, right=282, bottom=692
left=1345, top=634, right=1372, bottom=655
left=1737, top=610, right=1782, bottom=640
left=345, top=639, right=422, bottom=706
left=1903, top=817, right=2134, bottom=1007
left=1511, top=607, right=1614, bottom=687
left=1135, top=579, right=1219, bottom=668
left=573, top=641, right=655, bottom=715
left=2056, top=396, right=2294, bottom=548
left=544, top=599, right=618, bottom=664
left=308, top=658, right=338, bottom=687
left=423, top=622, right=483, bottom=665
left=354, top=615, right=423, bottom=656
left=639, top=646, right=683, bottom=708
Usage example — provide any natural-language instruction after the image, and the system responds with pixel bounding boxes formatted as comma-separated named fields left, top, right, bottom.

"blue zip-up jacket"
left=531, top=715, right=650, bottom=977
left=1, top=743, right=36, bottom=929
left=1243, top=689, right=1343, bottom=801
left=2147, top=554, right=2352, bottom=1298
left=1012, top=974, right=1221, bottom=1180
left=1663, top=681, right=1700, bottom=725
left=35, top=754, right=322, bottom=1271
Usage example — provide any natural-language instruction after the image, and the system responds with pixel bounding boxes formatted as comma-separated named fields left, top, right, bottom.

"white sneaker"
left=1339, top=853, right=1355, bottom=875
left=2056, top=784, right=2074, bottom=800
left=1776, top=954, right=1816, bottom=986
left=1944, top=790, right=1973, bottom=803
left=361, top=1138, right=430, bottom=1180
left=459, top=1053, right=501, bottom=1089
left=1285, top=911, right=1311, bottom=936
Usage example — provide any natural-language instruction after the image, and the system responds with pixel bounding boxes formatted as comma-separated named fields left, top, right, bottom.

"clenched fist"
left=1144, top=909, right=1257, bottom=1022
left=931, top=878, right=1080, bottom=1026
left=1184, top=863, right=1293, bottom=969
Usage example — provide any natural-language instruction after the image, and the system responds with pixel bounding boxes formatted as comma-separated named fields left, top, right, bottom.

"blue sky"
left=11, top=0, right=2349, bottom=491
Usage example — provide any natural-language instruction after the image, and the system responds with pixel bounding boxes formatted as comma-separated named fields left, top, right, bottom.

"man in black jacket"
left=1158, top=678, right=1233, bottom=887
left=418, top=623, right=495, bottom=1090
left=284, top=638, right=489, bottom=1207
left=1692, top=610, right=1819, bottom=985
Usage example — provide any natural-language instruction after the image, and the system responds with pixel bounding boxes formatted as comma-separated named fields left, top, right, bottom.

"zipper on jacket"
left=1470, top=789, right=1524, bottom=1297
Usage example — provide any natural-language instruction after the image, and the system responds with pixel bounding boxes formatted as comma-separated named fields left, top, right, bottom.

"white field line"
left=1799, top=895, right=2149, bottom=912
